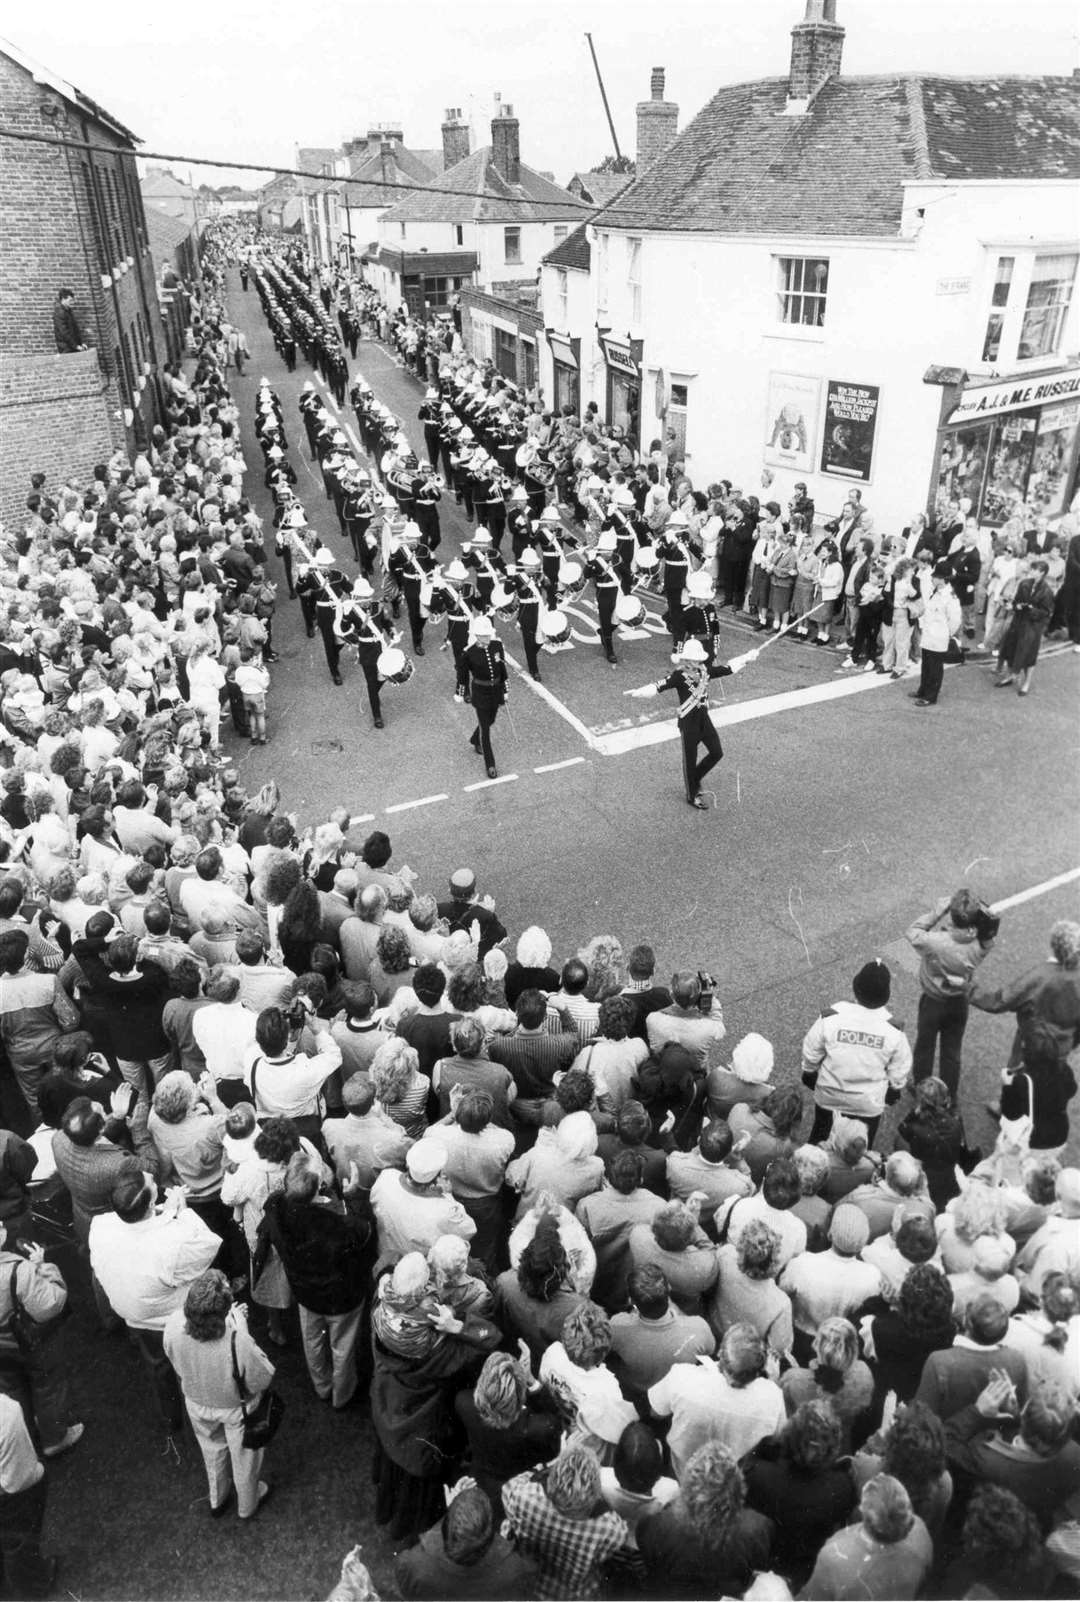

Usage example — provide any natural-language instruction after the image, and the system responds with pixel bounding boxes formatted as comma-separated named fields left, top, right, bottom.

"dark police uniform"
left=464, top=634, right=508, bottom=777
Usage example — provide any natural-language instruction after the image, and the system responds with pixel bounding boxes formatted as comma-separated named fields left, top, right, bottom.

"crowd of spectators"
left=0, top=228, right=1078, bottom=1601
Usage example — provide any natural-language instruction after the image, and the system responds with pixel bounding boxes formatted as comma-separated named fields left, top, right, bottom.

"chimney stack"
left=788, top=0, right=845, bottom=108
left=441, top=108, right=471, bottom=170
left=636, top=68, right=679, bottom=172
left=379, top=137, right=394, bottom=188
left=491, top=101, right=520, bottom=185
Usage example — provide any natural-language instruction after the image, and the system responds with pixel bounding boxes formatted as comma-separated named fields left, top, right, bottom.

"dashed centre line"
left=535, top=757, right=586, bottom=774
left=464, top=773, right=519, bottom=792
left=384, top=792, right=449, bottom=814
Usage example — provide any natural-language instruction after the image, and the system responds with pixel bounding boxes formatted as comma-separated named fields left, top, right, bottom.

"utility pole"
left=584, top=33, right=623, bottom=163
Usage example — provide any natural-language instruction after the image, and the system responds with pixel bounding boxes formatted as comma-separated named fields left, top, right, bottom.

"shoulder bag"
left=231, top=1330, right=285, bottom=1449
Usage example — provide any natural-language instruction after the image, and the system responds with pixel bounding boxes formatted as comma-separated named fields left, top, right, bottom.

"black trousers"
left=679, top=711, right=722, bottom=800
left=469, top=691, right=500, bottom=769
left=913, top=992, right=969, bottom=1098
left=424, top=431, right=441, bottom=469
left=449, top=630, right=470, bottom=697
left=917, top=647, right=946, bottom=703
left=597, top=595, right=617, bottom=658
left=519, top=627, right=540, bottom=677
left=808, top=1105, right=881, bottom=1149
left=402, top=586, right=426, bottom=650
left=359, top=658, right=382, bottom=722
left=129, top=1327, right=183, bottom=1431
left=316, top=617, right=342, bottom=678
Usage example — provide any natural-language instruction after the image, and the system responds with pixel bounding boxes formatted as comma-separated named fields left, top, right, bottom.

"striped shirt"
left=489, top=1028, right=578, bottom=1101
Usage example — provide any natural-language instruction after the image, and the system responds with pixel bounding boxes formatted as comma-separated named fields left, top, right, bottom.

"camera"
left=972, top=903, right=1001, bottom=945
left=285, top=998, right=310, bottom=1032
left=697, top=970, right=718, bottom=1013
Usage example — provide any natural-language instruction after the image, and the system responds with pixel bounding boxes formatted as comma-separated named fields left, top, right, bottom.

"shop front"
left=933, top=364, right=1080, bottom=526
left=546, top=332, right=580, bottom=414
left=599, top=333, right=642, bottom=444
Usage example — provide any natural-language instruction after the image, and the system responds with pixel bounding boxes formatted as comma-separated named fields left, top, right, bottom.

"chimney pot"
left=651, top=68, right=665, bottom=100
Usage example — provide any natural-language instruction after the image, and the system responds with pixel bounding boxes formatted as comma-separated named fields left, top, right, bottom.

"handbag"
left=231, top=1331, right=285, bottom=1449
left=4, top=1261, right=70, bottom=1353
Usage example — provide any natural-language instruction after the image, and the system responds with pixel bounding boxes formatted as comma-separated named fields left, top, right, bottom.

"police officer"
left=464, top=614, right=508, bottom=779
left=627, top=638, right=759, bottom=809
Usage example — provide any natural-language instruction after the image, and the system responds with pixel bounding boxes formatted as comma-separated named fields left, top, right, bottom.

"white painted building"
left=369, top=103, right=586, bottom=318
left=551, top=1, right=1080, bottom=529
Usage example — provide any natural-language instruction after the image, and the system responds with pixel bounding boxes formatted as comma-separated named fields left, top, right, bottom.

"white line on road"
left=350, top=813, right=376, bottom=824
left=503, top=650, right=602, bottom=751
left=535, top=757, right=586, bottom=774
left=384, top=793, right=449, bottom=814
left=596, top=669, right=895, bottom=756
left=464, top=774, right=519, bottom=792
left=992, top=867, right=1080, bottom=913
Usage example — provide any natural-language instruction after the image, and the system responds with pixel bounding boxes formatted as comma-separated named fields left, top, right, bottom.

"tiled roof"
left=379, top=147, right=588, bottom=224
left=297, top=147, right=339, bottom=175
left=344, top=144, right=440, bottom=206
left=146, top=209, right=196, bottom=253
left=0, top=38, right=141, bottom=144
left=567, top=171, right=630, bottom=205
left=595, top=73, right=1080, bottom=237
left=411, top=148, right=445, bottom=175
left=141, top=171, right=195, bottom=199
left=542, top=223, right=591, bottom=271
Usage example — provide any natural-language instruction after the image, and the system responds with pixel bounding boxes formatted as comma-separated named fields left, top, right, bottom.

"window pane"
left=504, top=227, right=521, bottom=264
left=778, top=256, right=828, bottom=326
left=991, top=256, right=1014, bottom=307
left=1018, top=253, right=1077, bottom=360
left=982, top=256, right=1015, bottom=361
left=670, top=383, right=688, bottom=407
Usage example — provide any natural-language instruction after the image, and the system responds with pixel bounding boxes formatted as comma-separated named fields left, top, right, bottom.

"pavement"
left=28, top=269, right=1079, bottom=1601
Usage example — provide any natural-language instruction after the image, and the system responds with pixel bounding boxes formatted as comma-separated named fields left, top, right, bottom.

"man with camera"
left=906, top=890, right=998, bottom=1097
left=243, top=999, right=343, bottom=1144
left=645, top=971, right=726, bottom=1074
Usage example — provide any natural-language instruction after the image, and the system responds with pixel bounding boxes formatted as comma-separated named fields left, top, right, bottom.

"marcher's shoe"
left=913, top=698, right=934, bottom=706
left=814, top=636, right=828, bottom=646
left=890, top=670, right=904, bottom=679
left=209, top=1488, right=235, bottom=1519
left=332, top=674, right=343, bottom=686
left=753, top=620, right=767, bottom=632
left=993, top=675, right=1014, bottom=687
left=873, top=663, right=887, bottom=674
left=414, top=643, right=425, bottom=656
left=530, top=672, right=542, bottom=682
left=374, top=717, right=384, bottom=729
left=43, top=1423, right=84, bottom=1459
left=687, top=794, right=709, bottom=809
left=306, top=628, right=315, bottom=639
left=486, top=766, right=498, bottom=779
left=1017, top=685, right=1030, bottom=696
left=606, top=654, right=618, bottom=667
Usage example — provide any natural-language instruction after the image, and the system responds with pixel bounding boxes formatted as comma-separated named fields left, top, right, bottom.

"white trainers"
left=44, top=1423, right=84, bottom=1458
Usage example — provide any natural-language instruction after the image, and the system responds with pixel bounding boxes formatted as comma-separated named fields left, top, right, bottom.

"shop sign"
left=600, top=336, right=639, bottom=377
left=820, top=379, right=879, bottom=483
left=945, top=365, right=1080, bottom=426
left=547, top=332, right=578, bottom=369
left=936, top=277, right=972, bottom=296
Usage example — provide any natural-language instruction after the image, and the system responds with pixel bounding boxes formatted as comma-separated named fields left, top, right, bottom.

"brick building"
left=0, top=40, right=164, bottom=530
left=459, top=285, right=544, bottom=393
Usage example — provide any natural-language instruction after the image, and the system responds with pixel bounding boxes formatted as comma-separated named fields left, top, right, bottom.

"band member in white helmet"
left=627, top=638, right=759, bottom=809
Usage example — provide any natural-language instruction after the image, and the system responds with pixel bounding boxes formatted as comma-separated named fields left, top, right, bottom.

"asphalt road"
left=32, top=270, right=1078, bottom=1602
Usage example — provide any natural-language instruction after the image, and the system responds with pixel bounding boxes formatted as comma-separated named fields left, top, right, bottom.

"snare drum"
left=634, top=544, right=659, bottom=574
left=490, top=582, right=519, bottom=622
left=558, top=559, right=585, bottom=599
left=376, top=648, right=415, bottom=686
left=540, top=608, right=571, bottom=645
left=615, top=592, right=646, bottom=627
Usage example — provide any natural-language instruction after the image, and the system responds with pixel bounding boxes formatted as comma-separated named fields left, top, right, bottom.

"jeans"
left=913, top=991, right=969, bottom=1098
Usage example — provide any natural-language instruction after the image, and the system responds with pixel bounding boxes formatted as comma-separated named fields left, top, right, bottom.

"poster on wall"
left=763, top=372, right=821, bottom=476
left=820, top=379, right=880, bottom=483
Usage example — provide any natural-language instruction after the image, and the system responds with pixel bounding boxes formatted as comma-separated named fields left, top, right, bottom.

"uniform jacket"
left=801, top=1000, right=912, bottom=1117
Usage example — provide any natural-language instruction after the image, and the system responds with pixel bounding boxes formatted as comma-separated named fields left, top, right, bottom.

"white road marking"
left=350, top=813, right=376, bottom=824
left=595, top=669, right=899, bottom=757
left=991, top=867, right=1080, bottom=913
left=384, top=793, right=449, bottom=814
left=535, top=757, right=586, bottom=774
left=503, top=649, right=602, bottom=751
left=344, top=424, right=363, bottom=454
left=464, top=774, right=519, bottom=791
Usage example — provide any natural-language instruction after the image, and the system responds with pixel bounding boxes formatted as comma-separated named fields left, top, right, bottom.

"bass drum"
left=540, top=608, right=571, bottom=645
left=615, top=592, right=646, bottom=627
left=557, top=559, right=585, bottom=600
left=490, top=582, right=519, bottom=622
left=376, top=648, right=415, bottom=686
